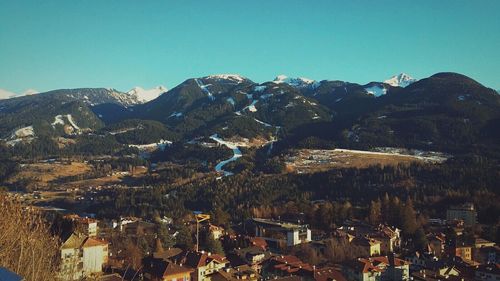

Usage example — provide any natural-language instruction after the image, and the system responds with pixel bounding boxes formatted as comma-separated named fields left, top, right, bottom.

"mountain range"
left=1, top=72, right=499, bottom=155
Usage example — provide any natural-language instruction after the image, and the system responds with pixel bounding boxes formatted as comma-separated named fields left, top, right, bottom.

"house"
left=142, top=256, right=193, bottom=281
left=405, top=252, right=443, bottom=271
left=59, top=232, right=109, bottom=280
left=313, top=267, right=347, bottom=281
left=0, top=267, right=24, bottom=281
left=427, top=233, right=446, bottom=257
left=64, top=214, right=98, bottom=237
left=368, top=226, right=400, bottom=254
left=211, top=265, right=260, bottom=281
left=352, top=237, right=381, bottom=257
left=452, top=244, right=473, bottom=261
left=474, top=246, right=500, bottom=264
left=475, top=264, right=500, bottom=281
left=208, top=224, right=225, bottom=240
left=251, top=218, right=311, bottom=248
left=475, top=238, right=496, bottom=249
left=264, top=255, right=314, bottom=278
left=179, top=251, right=229, bottom=281
left=342, top=255, right=410, bottom=281
left=262, top=255, right=344, bottom=281
left=446, top=203, right=477, bottom=226
left=411, top=269, right=471, bottom=281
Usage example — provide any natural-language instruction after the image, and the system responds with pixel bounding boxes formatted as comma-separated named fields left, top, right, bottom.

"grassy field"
left=7, top=162, right=92, bottom=187
left=285, top=148, right=436, bottom=173
left=6, top=162, right=148, bottom=190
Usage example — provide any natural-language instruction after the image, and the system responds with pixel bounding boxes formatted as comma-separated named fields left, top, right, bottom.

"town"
left=2, top=193, right=498, bottom=281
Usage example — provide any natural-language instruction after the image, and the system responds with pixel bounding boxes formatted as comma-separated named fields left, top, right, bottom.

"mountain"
left=129, top=74, right=332, bottom=143
left=336, top=72, right=500, bottom=152
left=126, top=86, right=167, bottom=103
left=1, top=72, right=499, bottom=156
left=0, top=88, right=137, bottom=139
left=384, top=73, right=417, bottom=87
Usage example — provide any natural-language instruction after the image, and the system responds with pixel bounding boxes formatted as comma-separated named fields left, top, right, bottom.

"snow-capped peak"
left=384, top=73, right=417, bottom=88
left=0, top=88, right=39, bottom=99
left=0, top=89, right=17, bottom=99
left=273, top=75, right=317, bottom=88
left=205, top=74, right=247, bottom=83
left=22, top=89, right=39, bottom=96
left=126, top=86, right=167, bottom=103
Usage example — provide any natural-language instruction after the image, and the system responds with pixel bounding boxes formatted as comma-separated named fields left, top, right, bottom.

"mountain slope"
left=126, top=86, right=167, bottom=103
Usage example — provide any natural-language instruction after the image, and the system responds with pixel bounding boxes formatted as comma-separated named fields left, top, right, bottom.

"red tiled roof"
left=314, top=267, right=347, bottom=281
left=82, top=237, right=108, bottom=248
left=183, top=251, right=227, bottom=269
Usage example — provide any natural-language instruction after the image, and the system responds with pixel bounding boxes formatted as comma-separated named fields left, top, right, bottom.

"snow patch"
left=273, top=75, right=316, bottom=88
left=226, top=97, right=235, bottom=106
left=169, top=112, right=183, bottom=118
left=205, top=74, right=246, bottom=83
left=365, top=85, right=387, bottom=97
left=254, top=85, right=267, bottom=92
left=195, top=79, right=215, bottom=101
left=210, top=134, right=243, bottom=177
left=127, top=86, right=167, bottom=103
left=66, top=114, right=80, bottom=130
left=51, top=115, right=65, bottom=127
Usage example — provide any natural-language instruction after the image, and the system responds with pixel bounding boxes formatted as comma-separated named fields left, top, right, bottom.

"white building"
left=252, top=218, right=311, bottom=247
left=60, top=233, right=109, bottom=280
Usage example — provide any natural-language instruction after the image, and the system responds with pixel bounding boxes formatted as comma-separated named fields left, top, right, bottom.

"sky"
left=1, top=0, right=499, bottom=93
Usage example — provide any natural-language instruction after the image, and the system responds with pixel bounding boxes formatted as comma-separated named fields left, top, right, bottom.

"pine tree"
left=176, top=225, right=194, bottom=250
left=205, top=235, right=225, bottom=255
left=401, top=198, right=418, bottom=236
left=368, top=199, right=382, bottom=225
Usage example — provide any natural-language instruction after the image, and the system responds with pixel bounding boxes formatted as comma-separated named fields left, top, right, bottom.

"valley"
left=0, top=72, right=499, bottom=281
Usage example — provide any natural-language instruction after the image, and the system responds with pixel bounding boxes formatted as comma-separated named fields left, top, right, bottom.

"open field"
left=6, top=161, right=149, bottom=190
left=285, top=148, right=447, bottom=173
left=7, top=161, right=92, bottom=187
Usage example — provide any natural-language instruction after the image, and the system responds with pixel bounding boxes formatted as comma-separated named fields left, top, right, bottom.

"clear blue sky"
left=1, top=0, right=499, bottom=93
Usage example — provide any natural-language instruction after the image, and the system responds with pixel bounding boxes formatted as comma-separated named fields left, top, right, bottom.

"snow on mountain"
left=0, top=89, right=17, bottom=99
left=384, top=73, right=417, bottom=88
left=365, top=85, right=387, bottom=97
left=126, top=86, right=167, bottom=103
left=273, top=75, right=318, bottom=88
left=205, top=74, right=247, bottom=83
left=22, top=89, right=39, bottom=96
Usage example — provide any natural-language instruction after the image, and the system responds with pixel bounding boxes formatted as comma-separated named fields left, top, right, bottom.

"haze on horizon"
left=1, top=0, right=499, bottom=94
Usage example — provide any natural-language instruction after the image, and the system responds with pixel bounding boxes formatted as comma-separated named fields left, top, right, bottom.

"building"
left=475, top=264, right=500, bottom=281
left=474, top=246, right=500, bottom=264
left=211, top=265, right=260, bottom=281
left=411, top=269, right=469, bottom=281
left=475, top=263, right=500, bottom=281
left=352, top=237, right=381, bottom=257
left=178, top=251, right=229, bottom=281
left=208, top=224, right=225, bottom=240
left=142, top=257, right=193, bottom=281
left=368, top=226, right=400, bottom=254
left=427, top=233, right=446, bottom=257
left=60, top=232, right=109, bottom=280
left=452, top=244, right=472, bottom=261
left=343, top=255, right=410, bottom=281
left=251, top=218, right=311, bottom=248
left=64, top=214, right=98, bottom=237
left=313, top=267, right=347, bottom=281
left=446, top=203, right=477, bottom=226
